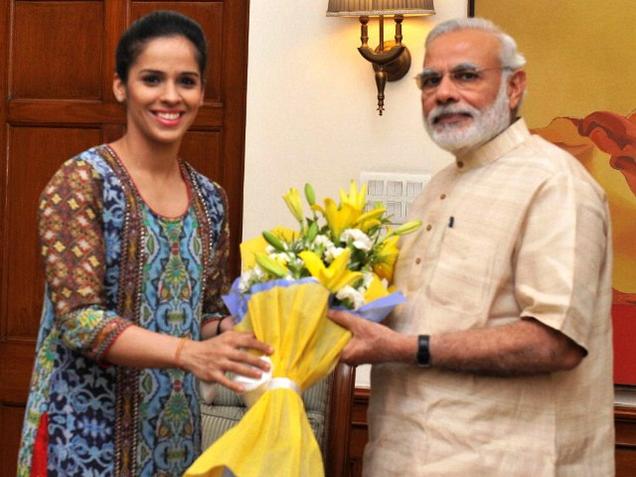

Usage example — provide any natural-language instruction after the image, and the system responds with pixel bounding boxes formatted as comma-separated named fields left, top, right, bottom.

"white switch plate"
left=360, top=172, right=431, bottom=224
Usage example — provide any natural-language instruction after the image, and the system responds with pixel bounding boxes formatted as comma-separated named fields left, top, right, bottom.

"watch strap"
left=417, top=334, right=431, bottom=367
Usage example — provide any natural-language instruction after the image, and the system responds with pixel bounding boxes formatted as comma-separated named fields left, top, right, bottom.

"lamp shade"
left=326, top=0, right=435, bottom=17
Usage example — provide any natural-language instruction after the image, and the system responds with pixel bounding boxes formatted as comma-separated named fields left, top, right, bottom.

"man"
left=329, top=17, right=614, bottom=476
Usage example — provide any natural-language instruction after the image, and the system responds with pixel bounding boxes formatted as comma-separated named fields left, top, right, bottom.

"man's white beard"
left=424, top=78, right=512, bottom=155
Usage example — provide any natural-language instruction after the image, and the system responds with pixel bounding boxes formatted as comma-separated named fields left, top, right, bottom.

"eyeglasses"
left=415, top=66, right=511, bottom=93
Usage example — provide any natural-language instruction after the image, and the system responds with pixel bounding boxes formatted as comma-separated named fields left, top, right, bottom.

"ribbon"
left=267, top=377, right=301, bottom=395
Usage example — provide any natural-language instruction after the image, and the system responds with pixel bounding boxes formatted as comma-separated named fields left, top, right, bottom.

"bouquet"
left=186, top=182, right=420, bottom=477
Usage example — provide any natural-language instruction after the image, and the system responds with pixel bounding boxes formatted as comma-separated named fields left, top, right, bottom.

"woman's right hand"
left=179, top=331, right=273, bottom=393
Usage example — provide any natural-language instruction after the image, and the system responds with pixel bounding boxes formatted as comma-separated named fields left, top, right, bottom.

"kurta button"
left=415, top=257, right=422, bottom=264
left=440, top=194, right=446, bottom=200
left=426, top=224, right=432, bottom=231
left=457, top=161, right=464, bottom=168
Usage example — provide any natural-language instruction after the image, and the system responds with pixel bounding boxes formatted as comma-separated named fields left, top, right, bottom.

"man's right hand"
left=328, top=310, right=418, bottom=366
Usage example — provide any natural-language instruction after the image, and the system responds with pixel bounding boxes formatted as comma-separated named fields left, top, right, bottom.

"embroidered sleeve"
left=202, top=185, right=231, bottom=326
left=38, top=158, right=130, bottom=357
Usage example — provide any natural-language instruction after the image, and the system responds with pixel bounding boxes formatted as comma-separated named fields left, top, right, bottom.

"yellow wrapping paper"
left=185, top=280, right=351, bottom=477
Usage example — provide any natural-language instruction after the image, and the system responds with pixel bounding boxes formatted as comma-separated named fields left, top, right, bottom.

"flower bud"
left=304, top=183, right=316, bottom=206
left=255, top=253, right=288, bottom=278
left=392, top=220, right=422, bottom=236
left=262, top=230, right=286, bottom=252
left=283, top=187, right=304, bottom=223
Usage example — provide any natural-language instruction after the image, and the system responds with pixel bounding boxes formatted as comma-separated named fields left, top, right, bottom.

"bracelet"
left=174, top=337, right=188, bottom=369
left=216, top=317, right=226, bottom=335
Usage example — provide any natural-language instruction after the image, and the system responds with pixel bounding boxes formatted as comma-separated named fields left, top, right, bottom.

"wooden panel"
left=0, top=341, right=35, bottom=403
left=103, top=0, right=128, bottom=104
left=217, top=0, right=249, bottom=280
left=180, top=129, right=223, bottom=184
left=616, top=406, right=636, bottom=476
left=0, top=405, right=24, bottom=477
left=350, top=389, right=369, bottom=477
left=12, top=1, right=103, bottom=99
left=4, top=127, right=102, bottom=338
left=617, top=448, right=636, bottom=477
left=131, top=1, right=224, bottom=103
left=0, top=1, right=9, bottom=324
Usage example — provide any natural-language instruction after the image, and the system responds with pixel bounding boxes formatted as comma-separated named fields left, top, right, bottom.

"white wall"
left=243, top=0, right=468, bottom=387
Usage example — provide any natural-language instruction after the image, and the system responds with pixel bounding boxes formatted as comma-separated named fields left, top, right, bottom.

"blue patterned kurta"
left=17, top=145, right=229, bottom=476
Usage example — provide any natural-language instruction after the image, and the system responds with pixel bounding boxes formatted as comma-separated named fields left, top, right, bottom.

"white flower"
left=238, top=275, right=251, bottom=293
left=324, top=246, right=345, bottom=263
left=361, top=271, right=374, bottom=289
left=269, top=252, right=290, bottom=264
left=341, top=228, right=372, bottom=251
left=336, top=285, right=365, bottom=310
left=313, top=234, right=334, bottom=249
left=238, top=267, right=265, bottom=293
left=254, top=266, right=266, bottom=280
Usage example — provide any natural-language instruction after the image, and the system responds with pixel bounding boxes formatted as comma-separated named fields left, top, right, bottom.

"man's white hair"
left=426, top=17, right=526, bottom=70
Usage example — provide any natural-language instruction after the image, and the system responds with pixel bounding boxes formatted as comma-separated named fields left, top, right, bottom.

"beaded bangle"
left=95, top=319, right=133, bottom=363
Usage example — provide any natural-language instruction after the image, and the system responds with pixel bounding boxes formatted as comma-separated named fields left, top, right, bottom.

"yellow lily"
left=299, top=249, right=362, bottom=293
left=240, top=227, right=298, bottom=270
left=339, top=181, right=367, bottom=214
left=323, top=198, right=358, bottom=241
left=354, top=206, right=386, bottom=232
left=273, top=226, right=300, bottom=243
left=283, top=187, right=304, bottom=223
left=363, top=273, right=391, bottom=302
left=373, top=235, right=400, bottom=282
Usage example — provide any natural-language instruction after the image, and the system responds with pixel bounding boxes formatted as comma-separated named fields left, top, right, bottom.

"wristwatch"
left=416, top=335, right=431, bottom=368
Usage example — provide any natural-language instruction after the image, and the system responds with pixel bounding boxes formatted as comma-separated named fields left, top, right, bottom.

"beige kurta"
left=365, top=119, right=614, bottom=476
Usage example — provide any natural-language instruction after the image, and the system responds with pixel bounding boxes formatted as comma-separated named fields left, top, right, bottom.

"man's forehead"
left=423, top=29, right=500, bottom=68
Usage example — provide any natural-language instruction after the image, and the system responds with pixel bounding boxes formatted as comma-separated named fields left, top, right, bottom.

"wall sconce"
left=327, top=0, right=435, bottom=115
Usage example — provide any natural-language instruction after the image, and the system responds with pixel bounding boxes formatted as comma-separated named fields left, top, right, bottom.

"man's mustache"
left=429, top=105, right=478, bottom=125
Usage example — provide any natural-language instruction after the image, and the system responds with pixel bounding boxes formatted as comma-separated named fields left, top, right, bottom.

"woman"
left=17, top=11, right=270, bottom=477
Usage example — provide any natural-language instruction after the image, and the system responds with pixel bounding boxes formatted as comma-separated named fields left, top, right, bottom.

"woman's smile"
left=152, top=109, right=186, bottom=126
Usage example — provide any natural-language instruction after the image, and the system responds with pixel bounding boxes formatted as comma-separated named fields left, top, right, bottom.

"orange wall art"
left=471, top=0, right=636, bottom=384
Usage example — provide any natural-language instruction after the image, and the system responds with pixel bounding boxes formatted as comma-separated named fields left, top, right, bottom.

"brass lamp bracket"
left=371, top=42, right=411, bottom=81
left=357, top=15, right=412, bottom=115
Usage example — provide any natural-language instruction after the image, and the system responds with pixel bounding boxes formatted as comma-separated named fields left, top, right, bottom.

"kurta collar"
left=454, top=118, right=531, bottom=171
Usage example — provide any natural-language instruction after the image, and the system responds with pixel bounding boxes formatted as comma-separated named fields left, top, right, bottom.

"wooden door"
left=0, top=1, right=249, bottom=474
